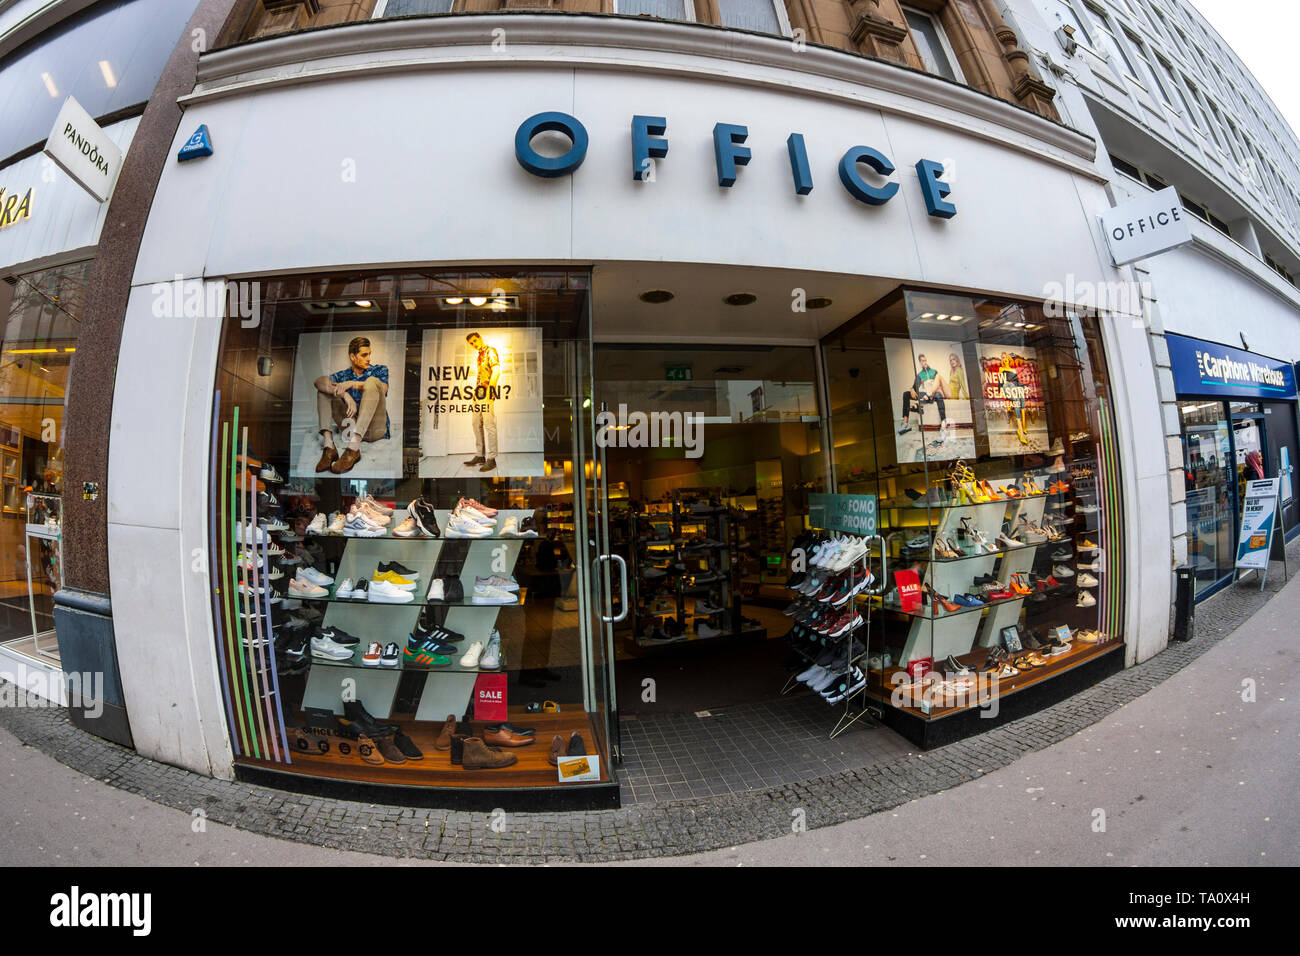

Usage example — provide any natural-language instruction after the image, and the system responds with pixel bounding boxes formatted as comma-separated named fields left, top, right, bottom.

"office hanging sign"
left=43, top=97, right=123, bottom=203
left=514, top=112, right=957, bottom=218
left=1099, top=187, right=1192, bottom=266
left=1167, top=333, right=1297, bottom=400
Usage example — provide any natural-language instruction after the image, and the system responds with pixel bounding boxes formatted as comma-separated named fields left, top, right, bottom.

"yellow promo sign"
left=0, top=186, right=33, bottom=230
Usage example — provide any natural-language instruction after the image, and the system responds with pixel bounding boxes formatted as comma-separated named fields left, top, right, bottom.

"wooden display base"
left=236, top=707, right=617, bottom=809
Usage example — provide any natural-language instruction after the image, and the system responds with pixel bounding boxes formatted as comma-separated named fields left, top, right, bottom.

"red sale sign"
left=906, top=657, right=933, bottom=680
left=473, top=673, right=508, bottom=722
left=895, top=569, right=922, bottom=612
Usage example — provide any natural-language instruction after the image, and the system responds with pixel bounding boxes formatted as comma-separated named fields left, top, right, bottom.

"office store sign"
left=514, top=112, right=959, bottom=218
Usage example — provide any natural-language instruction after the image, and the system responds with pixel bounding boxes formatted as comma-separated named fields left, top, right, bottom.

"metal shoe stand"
left=780, top=531, right=887, bottom=739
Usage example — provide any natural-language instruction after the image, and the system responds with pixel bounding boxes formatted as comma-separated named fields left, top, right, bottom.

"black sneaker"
left=409, top=497, right=441, bottom=537
left=379, top=559, right=418, bottom=578
left=407, top=631, right=456, bottom=656
left=349, top=579, right=368, bottom=601
left=319, top=625, right=360, bottom=647
left=519, top=515, right=539, bottom=535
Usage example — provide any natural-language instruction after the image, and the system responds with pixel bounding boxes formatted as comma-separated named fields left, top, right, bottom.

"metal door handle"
left=599, top=553, right=629, bottom=623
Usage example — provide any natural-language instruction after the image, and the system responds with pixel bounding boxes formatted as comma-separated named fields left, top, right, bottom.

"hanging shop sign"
left=0, top=184, right=33, bottom=230
left=1235, top=478, right=1282, bottom=575
left=514, top=112, right=957, bottom=218
left=42, top=97, right=123, bottom=203
left=808, top=493, right=877, bottom=535
left=1167, top=333, right=1297, bottom=400
left=1099, top=187, right=1192, bottom=266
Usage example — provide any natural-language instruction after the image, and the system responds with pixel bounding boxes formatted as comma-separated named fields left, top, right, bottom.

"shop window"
left=374, top=0, right=454, bottom=15
left=715, top=0, right=786, bottom=36
left=1179, top=400, right=1234, bottom=597
left=821, top=289, right=1125, bottom=732
left=901, top=6, right=964, bottom=83
left=0, top=261, right=87, bottom=662
left=209, top=269, right=615, bottom=794
left=0, top=0, right=201, bottom=165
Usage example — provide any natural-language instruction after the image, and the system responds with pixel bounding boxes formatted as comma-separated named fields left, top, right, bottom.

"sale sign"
left=473, top=673, right=508, bottom=722
left=895, top=569, right=922, bottom=612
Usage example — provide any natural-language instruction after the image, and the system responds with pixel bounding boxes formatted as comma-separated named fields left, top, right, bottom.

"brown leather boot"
left=483, top=726, right=535, bottom=748
left=462, top=737, right=517, bottom=769
left=330, top=446, right=362, bottom=474
left=373, top=734, right=407, bottom=764
left=315, top=443, right=338, bottom=473
left=435, top=714, right=457, bottom=751
left=547, top=734, right=566, bottom=767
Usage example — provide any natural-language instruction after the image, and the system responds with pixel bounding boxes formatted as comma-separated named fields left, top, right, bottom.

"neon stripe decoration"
left=209, top=393, right=241, bottom=757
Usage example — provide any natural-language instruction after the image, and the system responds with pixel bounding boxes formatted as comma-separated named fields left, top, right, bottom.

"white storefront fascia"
left=111, top=17, right=1167, bottom=777
left=0, top=115, right=138, bottom=274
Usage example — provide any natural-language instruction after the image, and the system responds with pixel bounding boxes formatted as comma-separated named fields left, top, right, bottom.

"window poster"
left=885, top=337, right=977, bottom=462
left=289, top=329, right=408, bottom=479
left=419, top=327, right=545, bottom=478
left=977, top=345, right=1050, bottom=456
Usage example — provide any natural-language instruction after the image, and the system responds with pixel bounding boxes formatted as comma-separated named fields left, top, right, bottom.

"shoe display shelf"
left=890, top=491, right=1047, bottom=670
left=297, top=508, right=533, bottom=727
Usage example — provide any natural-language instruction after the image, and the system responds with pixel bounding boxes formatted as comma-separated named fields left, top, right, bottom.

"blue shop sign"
left=1167, top=333, right=1296, bottom=400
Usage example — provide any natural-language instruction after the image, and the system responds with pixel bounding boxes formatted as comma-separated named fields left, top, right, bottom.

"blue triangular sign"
left=178, top=124, right=213, bottom=162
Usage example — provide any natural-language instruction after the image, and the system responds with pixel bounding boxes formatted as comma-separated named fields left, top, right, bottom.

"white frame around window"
left=612, top=0, right=698, bottom=23
left=900, top=4, right=966, bottom=84
left=715, top=0, right=793, bottom=37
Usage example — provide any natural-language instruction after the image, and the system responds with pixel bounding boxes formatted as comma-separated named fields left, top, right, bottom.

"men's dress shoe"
left=463, top=456, right=485, bottom=466
left=394, top=730, right=424, bottom=760
left=341, top=700, right=398, bottom=738
left=482, top=726, right=535, bottom=748
left=462, top=737, right=518, bottom=769
left=547, top=734, right=566, bottom=767
left=566, top=731, right=587, bottom=757
left=485, top=722, right=534, bottom=737
left=435, top=714, right=457, bottom=751
left=315, top=446, right=338, bottom=473
left=479, top=459, right=497, bottom=472
left=449, top=733, right=467, bottom=765
left=330, top=447, right=362, bottom=474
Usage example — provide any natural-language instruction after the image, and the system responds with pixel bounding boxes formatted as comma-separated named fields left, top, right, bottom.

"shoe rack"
left=297, top=508, right=532, bottom=724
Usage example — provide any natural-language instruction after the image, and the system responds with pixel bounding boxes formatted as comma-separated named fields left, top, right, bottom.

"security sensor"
left=257, top=355, right=275, bottom=376
left=1239, top=331, right=1249, bottom=351
left=1056, top=24, right=1078, bottom=56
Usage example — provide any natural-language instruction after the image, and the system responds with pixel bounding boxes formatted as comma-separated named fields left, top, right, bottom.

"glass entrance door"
left=1180, top=400, right=1235, bottom=597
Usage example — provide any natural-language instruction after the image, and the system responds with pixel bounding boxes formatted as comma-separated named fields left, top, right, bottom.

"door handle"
left=598, top=553, right=629, bottom=623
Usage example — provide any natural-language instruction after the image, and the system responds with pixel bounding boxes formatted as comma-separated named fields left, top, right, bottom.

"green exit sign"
left=665, top=365, right=693, bottom=382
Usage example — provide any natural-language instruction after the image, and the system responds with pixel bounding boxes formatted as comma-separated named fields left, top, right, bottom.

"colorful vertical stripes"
left=209, top=406, right=290, bottom=763
left=1095, top=396, right=1126, bottom=639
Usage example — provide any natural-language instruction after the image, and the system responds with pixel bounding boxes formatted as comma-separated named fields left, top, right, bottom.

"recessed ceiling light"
left=807, top=297, right=833, bottom=310
left=920, top=312, right=935, bottom=319
left=354, top=300, right=372, bottom=308
left=445, top=297, right=463, bottom=305
left=724, top=293, right=757, bottom=306
left=640, top=290, right=674, bottom=304
left=401, top=299, right=417, bottom=310
left=935, top=314, right=949, bottom=321
left=469, top=296, right=488, bottom=307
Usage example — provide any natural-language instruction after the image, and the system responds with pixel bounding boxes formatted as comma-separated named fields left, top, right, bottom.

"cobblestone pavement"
left=1, top=541, right=1295, bottom=863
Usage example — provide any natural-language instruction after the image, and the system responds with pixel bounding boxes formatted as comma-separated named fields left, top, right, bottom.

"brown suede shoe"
left=373, top=734, right=407, bottom=764
left=462, top=737, right=518, bottom=769
left=567, top=731, right=587, bottom=757
left=330, top=446, right=362, bottom=474
left=315, top=445, right=338, bottom=473
left=547, top=733, right=566, bottom=767
left=352, top=733, right=386, bottom=766
left=434, top=714, right=457, bottom=751
left=483, top=726, right=535, bottom=748
left=479, top=459, right=497, bottom=472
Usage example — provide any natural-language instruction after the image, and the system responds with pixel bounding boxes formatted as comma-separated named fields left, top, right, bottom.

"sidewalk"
left=1, top=542, right=1296, bottom=864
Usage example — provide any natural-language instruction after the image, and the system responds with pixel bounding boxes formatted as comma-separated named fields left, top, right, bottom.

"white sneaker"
left=367, top=579, right=414, bottom=603
left=239, top=523, right=268, bottom=545
left=475, top=575, right=518, bottom=592
left=499, top=516, right=520, bottom=537
left=310, top=635, right=353, bottom=660
left=298, top=566, right=334, bottom=587
left=426, top=578, right=445, bottom=601
left=335, top=577, right=356, bottom=599
left=455, top=502, right=495, bottom=525
left=328, top=512, right=346, bottom=534
left=259, top=465, right=284, bottom=483
left=1077, top=560, right=1100, bottom=571
left=266, top=566, right=283, bottom=581
left=1077, top=572, right=1099, bottom=587
left=236, top=552, right=263, bottom=570
left=446, top=515, right=492, bottom=538
left=1052, top=564, right=1075, bottom=578
left=1076, top=590, right=1097, bottom=607
left=473, top=585, right=518, bottom=605
left=460, top=641, right=485, bottom=668
left=306, top=514, right=327, bottom=534
left=344, top=513, right=387, bottom=537
left=479, top=631, right=502, bottom=670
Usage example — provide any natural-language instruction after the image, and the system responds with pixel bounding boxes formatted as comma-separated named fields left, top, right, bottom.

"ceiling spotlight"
left=724, top=293, right=757, bottom=306
left=354, top=300, right=372, bottom=308
left=445, top=297, right=463, bottom=305
left=920, top=312, right=935, bottom=319
left=639, top=290, right=675, bottom=304
left=401, top=299, right=417, bottom=310
left=469, top=296, right=488, bottom=307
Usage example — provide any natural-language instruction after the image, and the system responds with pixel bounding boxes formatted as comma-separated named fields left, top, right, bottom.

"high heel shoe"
left=980, top=480, right=1002, bottom=501
left=923, top=584, right=960, bottom=614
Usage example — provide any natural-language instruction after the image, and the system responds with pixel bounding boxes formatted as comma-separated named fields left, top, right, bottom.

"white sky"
left=1187, top=0, right=1300, bottom=141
